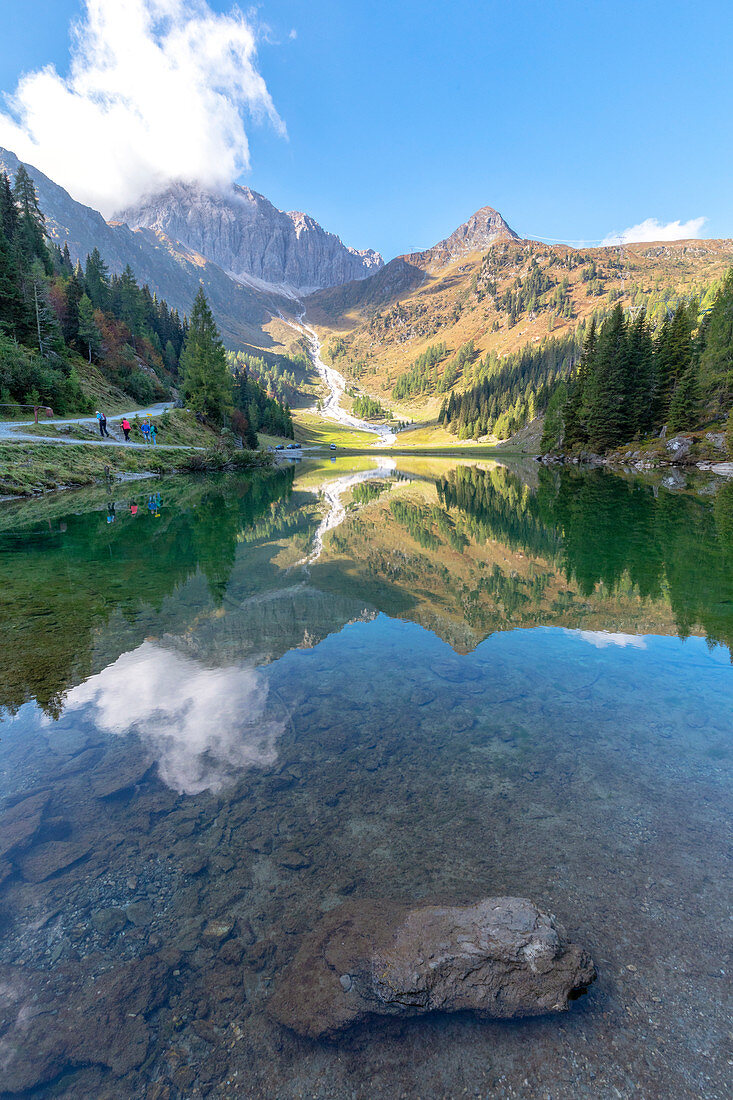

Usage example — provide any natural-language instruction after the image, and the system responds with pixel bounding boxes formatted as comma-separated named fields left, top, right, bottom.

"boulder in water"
left=269, top=896, right=596, bottom=1038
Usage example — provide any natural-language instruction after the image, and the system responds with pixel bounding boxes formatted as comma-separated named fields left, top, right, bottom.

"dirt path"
left=0, top=402, right=197, bottom=449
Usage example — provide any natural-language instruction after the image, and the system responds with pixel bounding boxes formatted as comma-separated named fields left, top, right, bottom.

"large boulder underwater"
left=269, top=895, right=596, bottom=1039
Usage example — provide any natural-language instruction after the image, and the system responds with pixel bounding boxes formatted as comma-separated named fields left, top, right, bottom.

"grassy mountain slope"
left=301, top=235, right=733, bottom=439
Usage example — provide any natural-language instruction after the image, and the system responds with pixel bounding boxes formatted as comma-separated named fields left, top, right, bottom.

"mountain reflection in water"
left=0, top=459, right=731, bottom=724
left=0, top=458, right=731, bottom=1099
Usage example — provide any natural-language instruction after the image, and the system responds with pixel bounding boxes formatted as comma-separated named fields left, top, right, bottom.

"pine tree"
left=584, top=305, right=629, bottom=451
left=85, top=248, right=110, bottom=311
left=563, top=317, right=597, bottom=450
left=78, top=294, right=102, bottom=363
left=13, top=165, right=51, bottom=274
left=61, top=243, right=73, bottom=275
left=180, top=286, right=233, bottom=424
left=62, top=264, right=85, bottom=346
left=164, top=339, right=177, bottom=372
left=0, top=172, right=19, bottom=242
left=698, top=269, right=733, bottom=407
left=30, top=261, right=61, bottom=358
left=668, top=359, right=701, bottom=432
left=655, top=303, right=694, bottom=423
left=0, top=214, right=26, bottom=338
left=114, top=265, right=143, bottom=340
left=625, top=310, right=655, bottom=436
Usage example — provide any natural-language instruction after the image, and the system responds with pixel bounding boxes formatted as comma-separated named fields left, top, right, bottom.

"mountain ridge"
left=116, top=181, right=383, bottom=296
left=0, top=146, right=296, bottom=350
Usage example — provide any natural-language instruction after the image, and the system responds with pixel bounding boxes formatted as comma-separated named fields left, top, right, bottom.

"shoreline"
left=0, top=440, right=273, bottom=501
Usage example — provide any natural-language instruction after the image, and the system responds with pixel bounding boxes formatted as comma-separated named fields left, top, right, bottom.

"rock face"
left=269, top=897, right=596, bottom=1038
left=429, top=206, right=519, bottom=263
left=117, top=182, right=383, bottom=294
left=0, top=146, right=293, bottom=349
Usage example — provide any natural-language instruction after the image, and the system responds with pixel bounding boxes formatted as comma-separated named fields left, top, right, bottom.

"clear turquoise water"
left=0, top=461, right=730, bottom=1098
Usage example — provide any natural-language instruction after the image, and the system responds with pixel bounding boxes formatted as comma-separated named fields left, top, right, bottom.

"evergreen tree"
left=60, top=243, right=73, bottom=275
left=62, top=264, right=85, bottom=346
left=668, top=359, right=701, bottom=433
left=180, top=286, right=233, bottom=424
left=12, top=165, right=51, bottom=274
left=0, top=214, right=26, bottom=338
left=84, top=248, right=110, bottom=311
left=655, top=303, right=694, bottom=422
left=78, top=294, right=102, bottom=362
left=625, top=310, right=655, bottom=436
left=562, top=317, right=597, bottom=450
left=583, top=305, right=630, bottom=450
left=164, top=339, right=177, bottom=372
left=0, top=172, right=18, bottom=242
left=114, top=265, right=143, bottom=339
left=29, top=261, right=61, bottom=358
left=698, top=269, right=733, bottom=407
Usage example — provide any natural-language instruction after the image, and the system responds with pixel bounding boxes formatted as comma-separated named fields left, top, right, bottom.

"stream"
left=281, top=310, right=396, bottom=446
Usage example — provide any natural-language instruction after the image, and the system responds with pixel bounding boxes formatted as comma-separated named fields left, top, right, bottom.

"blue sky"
left=1, top=0, right=731, bottom=259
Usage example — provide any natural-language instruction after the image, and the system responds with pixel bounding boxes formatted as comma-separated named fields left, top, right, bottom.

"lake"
left=0, top=458, right=731, bottom=1099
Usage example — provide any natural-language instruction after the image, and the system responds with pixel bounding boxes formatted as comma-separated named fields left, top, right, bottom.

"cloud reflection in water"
left=63, top=641, right=284, bottom=794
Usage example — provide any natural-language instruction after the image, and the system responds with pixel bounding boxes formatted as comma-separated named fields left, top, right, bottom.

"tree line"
left=436, top=462, right=733, bottom=653
left=353, top=393, right=390, bottom=420
left=0, top=165, right=186, bottom=411
left=543, top=274, right=733, bottom=453
left=227, top=349, right=310, bottom=405
left=439, top=328, right=585, bottom=440
left=391, top=339, right=475, bottom=400
left=0, top=164, right=295, bottom=445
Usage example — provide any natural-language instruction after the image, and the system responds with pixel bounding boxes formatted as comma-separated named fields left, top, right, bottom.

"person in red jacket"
left=121, top=417, right=131, bottom=442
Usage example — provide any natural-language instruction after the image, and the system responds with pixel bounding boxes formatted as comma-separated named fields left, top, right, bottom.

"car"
left=329, top=443, right=337, bottom=450
left=275, top=444, right=285, bottom=450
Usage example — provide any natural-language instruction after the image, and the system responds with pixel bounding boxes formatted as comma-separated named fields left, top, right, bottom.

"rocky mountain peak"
left=116, top=182, right=383, bottom=296
left=432, top=206, right=519, bottom=260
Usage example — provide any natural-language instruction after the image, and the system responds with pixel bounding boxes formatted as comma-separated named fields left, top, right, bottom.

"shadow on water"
left=0, top=458, right=731, bottom=1098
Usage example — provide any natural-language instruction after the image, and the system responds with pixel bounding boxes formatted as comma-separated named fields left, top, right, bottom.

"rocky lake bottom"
left=0, top=458, right=730, bottom=1099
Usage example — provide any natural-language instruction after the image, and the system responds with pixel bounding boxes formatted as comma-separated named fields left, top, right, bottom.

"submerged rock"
left=269, top=897, right=595, bottom=1039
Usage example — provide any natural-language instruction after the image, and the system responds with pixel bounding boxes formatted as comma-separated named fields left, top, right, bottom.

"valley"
left=2, top=143, right=732, bottom=461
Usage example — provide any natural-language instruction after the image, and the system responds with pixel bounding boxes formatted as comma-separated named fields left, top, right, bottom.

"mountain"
left=302, top=211, right=733, bottom=440
left=116, top=182, right=383, bottom=296
left=0, top=146, right=297, bottom=350
left=303, top=205, right=519, bottom=319
left=429, top=205, right=519, bottom=262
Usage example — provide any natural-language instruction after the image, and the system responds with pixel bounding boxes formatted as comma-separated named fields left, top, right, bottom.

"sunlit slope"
left=302, top=237, right=733, bottom=425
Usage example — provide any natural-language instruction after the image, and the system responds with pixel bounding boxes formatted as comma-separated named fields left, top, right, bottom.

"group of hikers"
left=96, top=411, right=158, bottom=444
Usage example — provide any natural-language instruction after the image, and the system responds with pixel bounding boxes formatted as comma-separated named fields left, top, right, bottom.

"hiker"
left=121, top=417, right=131, bottom=442
left=130, top=501, right=138, bottom=516
left=96, top=410, right=110, bottom=438
left=140, top=419, right=151, bottom=444
left=149, top=422, right=157, bottom=446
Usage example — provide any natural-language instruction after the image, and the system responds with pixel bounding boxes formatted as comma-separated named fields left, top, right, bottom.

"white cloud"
left=61, top=641, right=285, bottom=794
left=575, top=630, right=647, bottom=650
left=0, top=0, right=285, bottom=216
left=602, top=217, right=707, bottom=246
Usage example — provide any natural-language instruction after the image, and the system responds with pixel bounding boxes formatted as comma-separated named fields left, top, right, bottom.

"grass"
left=293, top=411, right=378, bottom=449
left=14, top=409, right=221, bottom=448
left=257, top=431, right=298, bottom=449
left=0, top=441, right=269, bottom=497
left=393, top=420, right=519, bottom=454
